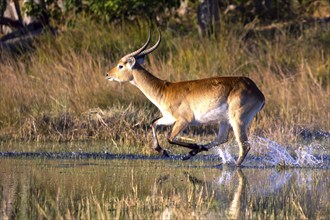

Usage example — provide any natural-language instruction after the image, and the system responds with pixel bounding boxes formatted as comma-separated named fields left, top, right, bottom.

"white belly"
left=157, top=112, right=176, bottom=126
left=194, top=104, right=229, bottom=124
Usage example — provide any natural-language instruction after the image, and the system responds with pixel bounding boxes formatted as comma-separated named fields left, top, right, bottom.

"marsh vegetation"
left=0, top=158, right=329, bottom=219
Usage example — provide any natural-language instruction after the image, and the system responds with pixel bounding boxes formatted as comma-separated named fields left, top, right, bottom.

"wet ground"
left=1, top=151, right=330, bottom=168
left=1, top=135, right=329, bottom=168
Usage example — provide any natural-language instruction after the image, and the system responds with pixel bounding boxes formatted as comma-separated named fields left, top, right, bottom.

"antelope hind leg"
left=181, top=121, right=230, bottom=160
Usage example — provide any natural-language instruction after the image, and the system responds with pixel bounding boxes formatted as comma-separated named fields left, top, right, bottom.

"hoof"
left=215, top=162, right=223, bottom=168
left=200, top=145, right=209, bottom=151
left=236, top=156, right=245, bottom=167
left=235, top=161, right=246, bottom=167
left=162, top=149, right=170, bottom=157
left=181, top=154, right=192, bottom=160
left=181, top=149, right=199, bottom=161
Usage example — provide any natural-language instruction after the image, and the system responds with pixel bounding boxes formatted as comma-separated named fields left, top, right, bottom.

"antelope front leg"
left=151, top=117, right=170, bottom=157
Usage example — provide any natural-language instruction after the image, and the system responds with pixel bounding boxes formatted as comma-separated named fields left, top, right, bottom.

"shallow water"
left=0, top=136, right=329, bottom=219
left=0, top=157, right=329, bottom=219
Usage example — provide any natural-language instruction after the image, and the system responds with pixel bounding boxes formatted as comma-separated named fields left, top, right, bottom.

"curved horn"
left=122, top=30, right=151, bottom=62
left=136, top=28, right=161, bottom=58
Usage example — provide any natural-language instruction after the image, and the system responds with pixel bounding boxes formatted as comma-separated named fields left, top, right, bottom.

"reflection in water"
left=186, top=168, right=296, bottom=219
left=1, top=172, right=16, bottom=219
left=228, top=169, right=247, bottom=220
left=1, top=166, right=30, bottom=219
left=0, top=159, right=329, bottom=219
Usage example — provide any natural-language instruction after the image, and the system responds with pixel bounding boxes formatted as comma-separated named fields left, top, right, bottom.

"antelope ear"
left=127, top=57, right=136, bottom=69
left=136, top=56, right=145, bottom=65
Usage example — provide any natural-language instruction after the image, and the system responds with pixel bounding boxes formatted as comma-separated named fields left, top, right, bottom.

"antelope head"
left=105, top=30, right=161, bottom=83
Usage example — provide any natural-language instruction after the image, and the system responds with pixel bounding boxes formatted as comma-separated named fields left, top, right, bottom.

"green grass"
left=0, top=17, right=329, bottom=151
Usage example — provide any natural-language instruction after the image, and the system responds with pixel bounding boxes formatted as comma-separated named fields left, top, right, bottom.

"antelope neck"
left=130, top=67, right=165, bottom=107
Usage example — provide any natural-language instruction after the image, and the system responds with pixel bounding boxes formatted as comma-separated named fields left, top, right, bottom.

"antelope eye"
left=118, top=64, right=124, bottom=69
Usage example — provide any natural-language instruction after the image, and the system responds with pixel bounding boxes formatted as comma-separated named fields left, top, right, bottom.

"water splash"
left=213, top=136, right=324, bottom=167
left=251, top=136, right=323, bottom=167
left=215, top=148, right=235, bottom=164
left=295, top=146, right=323, bottom=166
left=251, top=136, right=296, bottom=166
left=217, top=170, right=233, bottom=185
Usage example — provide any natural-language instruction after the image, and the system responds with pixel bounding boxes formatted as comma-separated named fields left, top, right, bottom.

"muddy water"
left=0, top=156, right=329, bottom=219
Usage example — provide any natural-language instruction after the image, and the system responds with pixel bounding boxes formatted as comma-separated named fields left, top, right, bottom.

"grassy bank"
left=0, top=18, right=329, bottom=151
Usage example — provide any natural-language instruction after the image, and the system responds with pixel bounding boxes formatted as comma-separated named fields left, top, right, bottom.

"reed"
left=31, top=172, right=216, bottom=219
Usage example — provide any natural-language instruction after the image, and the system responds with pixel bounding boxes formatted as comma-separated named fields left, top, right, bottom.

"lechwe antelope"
left=105, top=30, right=265, bottom=166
